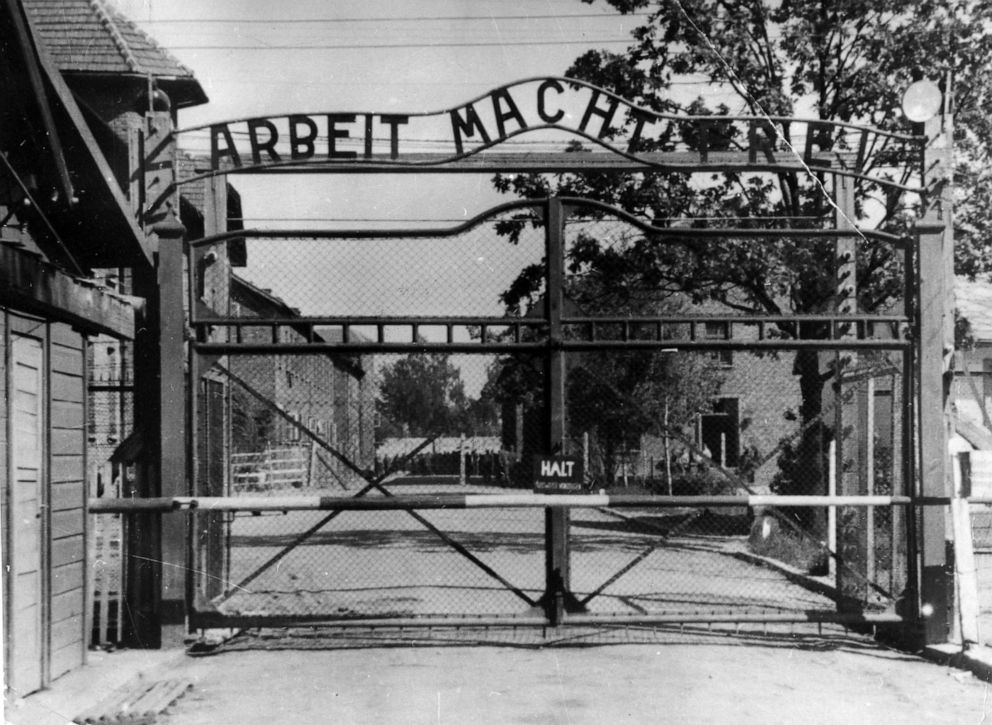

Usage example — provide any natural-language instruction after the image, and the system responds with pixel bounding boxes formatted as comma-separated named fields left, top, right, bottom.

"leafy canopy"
left=497, top=0, right=992, bottom=323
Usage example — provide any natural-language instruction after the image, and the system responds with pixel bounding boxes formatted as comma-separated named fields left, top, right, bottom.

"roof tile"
left=23, top=0, right=196, bottom=79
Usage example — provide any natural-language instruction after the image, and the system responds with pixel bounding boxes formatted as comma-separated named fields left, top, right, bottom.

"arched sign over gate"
left=114, top=78, right=953, bottom=646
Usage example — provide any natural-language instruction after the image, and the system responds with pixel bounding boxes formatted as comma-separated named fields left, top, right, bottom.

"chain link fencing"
left=187, top=203, right=911, bottom=630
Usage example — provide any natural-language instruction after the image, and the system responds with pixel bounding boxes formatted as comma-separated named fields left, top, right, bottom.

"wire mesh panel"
left=555, top=209, right=911, bottom=622
left=186, top=198, right=912, bottom=630
left=190, top=207, right=557, bottom=624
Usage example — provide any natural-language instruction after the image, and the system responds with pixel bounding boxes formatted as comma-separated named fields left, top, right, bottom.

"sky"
left=107, top=0, right=674, bottom=392
left=107, top=1, right=733, bottom=226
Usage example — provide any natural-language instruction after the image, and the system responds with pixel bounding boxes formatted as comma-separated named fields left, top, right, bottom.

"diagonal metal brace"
left=212, top=363, right=536, bottom=607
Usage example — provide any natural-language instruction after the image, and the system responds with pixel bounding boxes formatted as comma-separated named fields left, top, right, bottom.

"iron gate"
left=184, top=196, right=914, bottom=632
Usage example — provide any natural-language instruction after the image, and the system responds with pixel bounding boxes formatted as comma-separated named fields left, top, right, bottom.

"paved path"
left=158, top=633, right=992, bottom=725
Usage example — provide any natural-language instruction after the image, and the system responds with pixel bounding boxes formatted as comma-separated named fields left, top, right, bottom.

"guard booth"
left=97, top=77, right=955, bottom=646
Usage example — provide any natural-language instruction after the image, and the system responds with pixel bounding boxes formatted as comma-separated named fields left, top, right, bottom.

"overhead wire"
left=167, top=39, right=635, bottom=51
left=135, top=12, right=655, bottom=24
left=664, top=0, right=872, bottom=243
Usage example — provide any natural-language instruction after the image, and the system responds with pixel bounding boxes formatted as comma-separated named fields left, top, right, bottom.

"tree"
left=489, top=257, right=725, bottom=487
left=375, top=353, right=468, bottom=438
left=495, top=0, right=992, bottom=511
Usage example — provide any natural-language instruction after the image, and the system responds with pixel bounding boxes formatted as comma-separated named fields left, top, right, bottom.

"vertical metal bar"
left=835, top=173, right=867, bottom=606
left=544, top=197, right=570, bottom=625
left=902, top=237, right=919, bottom=625
left=155, top=220, right=188, bottom=629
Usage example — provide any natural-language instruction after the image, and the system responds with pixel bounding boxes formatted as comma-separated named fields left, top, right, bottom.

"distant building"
left=952, top=277, right=992, bottom=449
left=226, top=275, right=376, bottom=488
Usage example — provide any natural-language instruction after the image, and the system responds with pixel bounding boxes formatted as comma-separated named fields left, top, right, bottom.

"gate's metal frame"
left=185, top=194, right=919, bottom=631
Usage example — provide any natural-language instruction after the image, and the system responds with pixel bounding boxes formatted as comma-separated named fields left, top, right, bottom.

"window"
left=704, top=321, right=733, bottom=366
left=698, top=397, right=739, bottom=467
left=288, top=410, right=301, bottom=442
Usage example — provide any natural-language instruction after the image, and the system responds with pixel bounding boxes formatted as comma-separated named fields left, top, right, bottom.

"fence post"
left=952, top=452, right=980, bottom=645
left=542, top=197, right=580, bottom=623
left=914, top=111, right=954, bottom=645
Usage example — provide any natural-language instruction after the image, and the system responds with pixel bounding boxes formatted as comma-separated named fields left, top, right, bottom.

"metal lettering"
left=379, top=115, right=409, bottom=159
left=210, top=123, right=241, bottom=168
left=288, top=114, right=318, bottom=160
left=748, top=119, right=777, bottom=163
left=490, top=88, right=528, bottom=138
left=579, top=90, right=620, bottom=139
left=326, top=114, right=358, bottom=159
left=364, top=114, right=373, bottom=158
left=626, top=107, right=654, bottom=151
left=537, top=79, right=565, bottom=124
left=450, top=103, right=492, bottom=155
left=247, top=118, right=281, bottom=164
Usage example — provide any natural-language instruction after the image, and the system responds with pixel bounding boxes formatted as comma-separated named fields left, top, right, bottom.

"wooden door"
left=9, top=333, right=44, bottom=694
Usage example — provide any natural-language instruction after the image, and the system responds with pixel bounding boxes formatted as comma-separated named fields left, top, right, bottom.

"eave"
left=19, top=0, right=154, bottom=270
left=0, top=242, right=135, bottom=338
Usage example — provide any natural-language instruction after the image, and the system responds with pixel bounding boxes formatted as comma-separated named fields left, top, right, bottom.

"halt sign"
left=533, top=455, right=584, bottom=494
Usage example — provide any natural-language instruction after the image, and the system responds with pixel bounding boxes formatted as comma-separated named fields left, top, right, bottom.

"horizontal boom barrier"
left=89, top=493, right=914, bottom=514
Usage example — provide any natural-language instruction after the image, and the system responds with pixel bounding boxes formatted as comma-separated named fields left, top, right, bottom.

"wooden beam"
left=0, top=244, right=134, bottom=338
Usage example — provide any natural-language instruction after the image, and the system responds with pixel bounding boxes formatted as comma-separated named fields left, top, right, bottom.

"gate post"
left=128, top=95, right=188, bottom=645
left=914, top=113, right=954, bottom=645
left=543, top=197, right=572, bottom=624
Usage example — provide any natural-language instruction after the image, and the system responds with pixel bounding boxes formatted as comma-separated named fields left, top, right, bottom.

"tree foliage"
left=376, top=353, right=499, bottom=439
left=376, top=353, right=468, bottom=438
left=487, top=258, right=725, bottom=484
left=492, top=0, right=992, bottom=501
left=555, top=0, right=992, bottom=275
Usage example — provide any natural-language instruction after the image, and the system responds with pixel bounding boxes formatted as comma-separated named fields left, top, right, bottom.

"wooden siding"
left=47, top=322, right=86, bottom=679
left=0, top=311, right=6, bottom=684
left=9, top=331, right=44, bottom=694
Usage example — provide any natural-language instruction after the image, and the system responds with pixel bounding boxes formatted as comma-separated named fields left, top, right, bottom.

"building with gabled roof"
left=2, top=0, right=208, bottom=695
left=23, top=0, right=206, bottom=107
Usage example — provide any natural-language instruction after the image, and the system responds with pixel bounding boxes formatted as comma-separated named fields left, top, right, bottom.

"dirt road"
left=159, top=632, right=992, bottom=724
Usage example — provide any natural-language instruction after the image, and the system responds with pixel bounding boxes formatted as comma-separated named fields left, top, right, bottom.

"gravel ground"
left=158, top=630, right=992, bottom=725
left=157, top=479, right=965, bottom=724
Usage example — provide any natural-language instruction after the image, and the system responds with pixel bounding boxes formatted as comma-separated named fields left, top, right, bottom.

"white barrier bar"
left=89, top=493, right=913, bottom=514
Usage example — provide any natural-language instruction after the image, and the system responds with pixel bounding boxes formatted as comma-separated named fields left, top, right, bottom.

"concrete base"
left=922, top=643, right=992, bottom=682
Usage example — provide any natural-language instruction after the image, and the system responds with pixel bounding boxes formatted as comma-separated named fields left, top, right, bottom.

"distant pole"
left=664, top=398, right=672, bottom=495
left=459, top=433, right=466, bottom=485
left=828, top=439, right=836, bottom=578
left=583, top=432, right=589, bottom=485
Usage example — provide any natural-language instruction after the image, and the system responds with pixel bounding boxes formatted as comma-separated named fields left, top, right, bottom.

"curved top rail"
left=187, top=196, right=906, bottom=248
left=555, top=197, right=908, bottom=246
left=187, top=197, right=546, bottom=248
